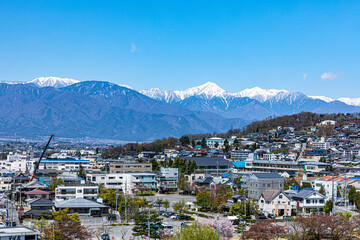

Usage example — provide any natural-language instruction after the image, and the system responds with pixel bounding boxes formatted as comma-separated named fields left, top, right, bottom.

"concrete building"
left=158, top=167, right=179, bottom=193
left=312, top=137, right=330, bottom=150
left=87, top=172, right=156, bottom=194
left=109, top=162, right=152, bottom=173
left=55, top=181, right=98, bottom=201
left=241, top=173, right=284, bottom=199
left=39, top=159, right=91, bottom=171
left=230, top=150, right=253, bottom=161
left=186, top=157, right=233, bottom=174
left=206, top=137, right=234, bottom=149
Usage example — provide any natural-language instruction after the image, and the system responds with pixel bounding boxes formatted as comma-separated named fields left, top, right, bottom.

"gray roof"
left=291, top=189, right=326, bottom=200
left=252, top=173, right=283, bottom=180
left=55, top=198, right=109, bottom=209
left=30, top=197, right=54, bottom=207
left=186, top=157, right=233, bottom=166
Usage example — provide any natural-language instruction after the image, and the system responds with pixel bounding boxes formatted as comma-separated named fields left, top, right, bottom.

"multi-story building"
left=258, top=188, right=295, bottom=217
left=109, top=163, right=152, bottom=173
left=241, top=173, right=284, bottom=199
left=55, top=181, right=98, bottom=201
left=230, top=150, right=253, bottom=161
left=38, top=159, right=91, bottom=171
left=87, top=172, right=156, bottom=194
left=157, top=167, right=179, bottom=193
left=186, top=157, right=234, bottom=174
left=206, top=137, right=234, bottom=149
left=311, top=137, right=330, bottom=150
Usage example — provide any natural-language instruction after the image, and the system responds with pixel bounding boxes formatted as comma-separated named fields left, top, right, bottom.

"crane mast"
left=29, top=134, right=54, bottom=182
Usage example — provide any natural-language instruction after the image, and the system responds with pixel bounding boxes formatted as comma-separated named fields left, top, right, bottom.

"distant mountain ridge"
left=0, top=81, right=247, bottom=141
left=1, top=76, right=360, bottom=141
left=140, top=82, right=360, bottom=120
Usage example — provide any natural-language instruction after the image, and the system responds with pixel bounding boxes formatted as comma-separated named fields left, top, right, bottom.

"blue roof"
left=232, top=161, right=246, bottom=168
left=350, top=177, right=360, bottom=180
left=222, top=173, right=230, bottom=178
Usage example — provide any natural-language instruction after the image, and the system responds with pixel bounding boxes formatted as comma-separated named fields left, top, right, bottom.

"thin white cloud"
left=303, top=73, right=308, bottom=81
left=130, top=43, right=137, bottom=52
left=321, top=72, right=340, bottom=80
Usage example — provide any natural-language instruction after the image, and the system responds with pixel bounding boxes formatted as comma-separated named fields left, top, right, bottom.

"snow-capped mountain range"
left=15, top=77, right=360, bottom=107
left=0, top=76, right=359, bottom=140
left=141, top=81, right=360, bottom=106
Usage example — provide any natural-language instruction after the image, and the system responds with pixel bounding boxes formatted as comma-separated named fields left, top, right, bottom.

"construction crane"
left=29, top=134, right=54, bottom=182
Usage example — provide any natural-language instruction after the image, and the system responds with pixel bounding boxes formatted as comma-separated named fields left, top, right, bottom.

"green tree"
left=224, top=139, right=230, bottom=152
left=163, top=199, right=170, bottom=211
left=169, top=223, right=219, bottom=240
left=33, top=208, right=91, bottom=240
left=201, top=137, right=207, bottom=148
left=173, top=199, right=187, bottom=214
left=323, top=200, right=333, bottom=213
left=196, top=190, right=211, bottom=209
left=319, top=185, right=326, bottom=196
left=179, top=136, right=190, bottom=146
left=78, top=164, right=86, bottom=180
left=348, top=186, right=357, bottom=204
left=149, top=158, right=160, bottom=171
left=132, top=210, right=162, bottom=239
left=49, top=177, right=64, bottom=191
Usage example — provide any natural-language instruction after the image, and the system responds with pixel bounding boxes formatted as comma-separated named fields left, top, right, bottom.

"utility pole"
left=115, top=191, right=118, bottom=221
left=217, top=216, right=220, bottom=240
left=148, top=208, right=151, bottom=240
left=332, top=172, right=335, bottom=215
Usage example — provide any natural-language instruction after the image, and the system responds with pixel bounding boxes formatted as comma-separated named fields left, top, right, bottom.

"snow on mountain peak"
left=337, top=98, right=360, bottom=106
left=174, top=81, right=228, bottom=100
left=235, top=86, right=289, bottom=102
left=29, top=77, right=80, bottom=88
left=309, top=96, right=334, bottom=103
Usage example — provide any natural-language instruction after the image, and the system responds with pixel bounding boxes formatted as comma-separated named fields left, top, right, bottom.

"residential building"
left=186, top=157, right=233, bottom=174
left=288, top=189, right=326, bottom=214
left=241, top=173, right=284, bottom=199
left=258, top=188, right=295, bottom=216
left=87, top=172, right=156, bottom=194
left=230, top=150, right=253, bottom=161
left=54, top=198, right=109, bottom=216
left=55, top=181, right=98, bottom=201
left=311, top=137, right=330, bottom=150
left=109, top=162, right=152, bottom=173
left=38, top=159, right=91, bottom=171
left=206, top=137, right=234, bottom=149
left=158, top=167, right=179, bottom=193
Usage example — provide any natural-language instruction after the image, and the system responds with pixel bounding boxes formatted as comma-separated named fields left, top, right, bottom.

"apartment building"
left=38, top=159, right=91, bottom=171
left=311, top=137, right=330, bottom=150
left=87, top=172, right=156, bottom=194
left=158, top=167, right=179, bottom=193
left=55, top=181, right=98, bottom=201
left=109, top=163, right=152, bottom=173
left=230, top=150, right=253, bottom=161
left=241, top=173, right=284, bottom=199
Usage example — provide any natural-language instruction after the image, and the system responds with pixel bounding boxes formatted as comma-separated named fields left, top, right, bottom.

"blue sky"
left=0, top=0, right=359, bottom=98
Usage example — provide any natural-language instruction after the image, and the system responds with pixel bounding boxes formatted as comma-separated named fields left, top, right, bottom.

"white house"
left=288, top=189, right=327, bottom=214
left=258, top=188, right=295, bottom=217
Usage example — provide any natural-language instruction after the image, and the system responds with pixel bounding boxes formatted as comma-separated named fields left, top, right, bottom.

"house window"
left=306, top=200, right=310, bottom=204
left=279, top=195, right=283, bottom=199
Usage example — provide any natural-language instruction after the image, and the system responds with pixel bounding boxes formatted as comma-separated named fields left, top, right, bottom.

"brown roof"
left=261, top=188, right=280, bottom=201
left=25, top=189, right=51, bottom=195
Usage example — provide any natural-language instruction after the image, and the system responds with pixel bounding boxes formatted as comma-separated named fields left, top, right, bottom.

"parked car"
left=268, top=214, right=275, bottom=219
left=176, top=215, right=187, bottom=220
left=165, top=212, right=175, bottom=217
left=257, top=215, right=268, bottom=219
left=283, top=215, right=293, bottom=219
left=170, top=214, right=178, bottom=219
